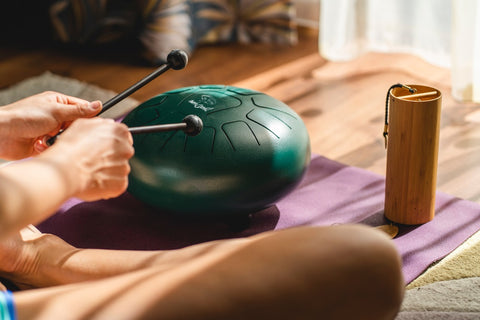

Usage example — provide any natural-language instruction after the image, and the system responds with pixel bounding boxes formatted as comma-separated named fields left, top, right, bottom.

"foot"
left=0, top=225, right=75, bottom=289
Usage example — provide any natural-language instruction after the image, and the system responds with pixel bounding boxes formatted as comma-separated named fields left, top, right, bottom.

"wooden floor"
left=2, top=28, right=480, bottom=203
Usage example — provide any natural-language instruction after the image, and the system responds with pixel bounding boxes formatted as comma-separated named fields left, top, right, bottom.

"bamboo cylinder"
left=384, top=85, right=442, bottom=225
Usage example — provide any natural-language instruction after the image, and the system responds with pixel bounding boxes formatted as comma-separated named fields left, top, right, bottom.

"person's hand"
left=0, top=91, right=102, bottom=160
left=41, top=117, right=134, bottom=201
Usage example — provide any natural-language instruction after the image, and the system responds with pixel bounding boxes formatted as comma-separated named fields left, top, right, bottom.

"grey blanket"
left=397, top=277, right=480, bottom=319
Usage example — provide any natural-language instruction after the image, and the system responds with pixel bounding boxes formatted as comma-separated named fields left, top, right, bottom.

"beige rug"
left=407, top=230, right=480, bottom=289
left=398, top=277, right=480, bottom=319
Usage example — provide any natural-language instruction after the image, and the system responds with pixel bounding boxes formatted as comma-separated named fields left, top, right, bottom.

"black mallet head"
left=182, top=115, right=203, bottom=136
left=167, top=49, right=189, bottom=70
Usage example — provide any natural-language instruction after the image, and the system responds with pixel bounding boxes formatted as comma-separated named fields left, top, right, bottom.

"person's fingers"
left=54, top=100, right=102, bottom=122
left=54, top=93, right=90, bottom=106
left=33, top=138, right=48, bottom=154
left=121, top=124, right=134, bottom=146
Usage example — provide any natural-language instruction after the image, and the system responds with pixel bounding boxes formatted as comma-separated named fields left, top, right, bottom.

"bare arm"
left=0, top=155, right=78, bottom=239
left=0, top=92, right=134, bottom=239
left=0, top=117, right=134, bottom=240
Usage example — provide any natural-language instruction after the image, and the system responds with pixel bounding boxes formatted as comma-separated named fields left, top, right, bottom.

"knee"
left=315, top=224, right=404, bottom=319
left=263, top=225, right=405, bottom=319
left=337, top=225, right=404, bottom=319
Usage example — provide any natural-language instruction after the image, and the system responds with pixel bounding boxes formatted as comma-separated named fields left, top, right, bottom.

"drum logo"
left=188, top=95, right=215, bottom=112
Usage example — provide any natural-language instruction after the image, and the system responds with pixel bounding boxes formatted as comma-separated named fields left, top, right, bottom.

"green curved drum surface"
left=122, top=85, right=311, bottom=215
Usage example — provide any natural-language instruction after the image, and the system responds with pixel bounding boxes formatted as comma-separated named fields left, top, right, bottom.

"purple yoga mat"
left=38, top=155, right=480, bottom=284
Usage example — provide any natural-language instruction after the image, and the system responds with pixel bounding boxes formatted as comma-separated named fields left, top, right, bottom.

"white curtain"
left=319, top=0, right=480, bottom=103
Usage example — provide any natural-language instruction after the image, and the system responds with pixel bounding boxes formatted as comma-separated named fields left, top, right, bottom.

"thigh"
left=14, top=225, right=403, bottom=320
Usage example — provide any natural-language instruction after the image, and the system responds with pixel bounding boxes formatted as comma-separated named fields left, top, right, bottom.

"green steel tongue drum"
left=122, top=85, right=311, bottom=216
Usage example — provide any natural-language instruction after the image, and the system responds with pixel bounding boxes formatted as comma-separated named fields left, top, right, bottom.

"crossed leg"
left=12, top=225, right=404, bottom=320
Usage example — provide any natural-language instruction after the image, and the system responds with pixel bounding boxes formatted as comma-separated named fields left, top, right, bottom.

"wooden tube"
left=384, top=85, right=442, bottom=225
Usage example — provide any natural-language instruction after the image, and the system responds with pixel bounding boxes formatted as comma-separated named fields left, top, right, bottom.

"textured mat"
left=397, top=277, right=480, bottom=319
left=38, top=155, right=480, bottom=285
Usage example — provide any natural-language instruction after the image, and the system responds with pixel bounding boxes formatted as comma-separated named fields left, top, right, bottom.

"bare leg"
left=13, top=225, right=404, bottom=320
